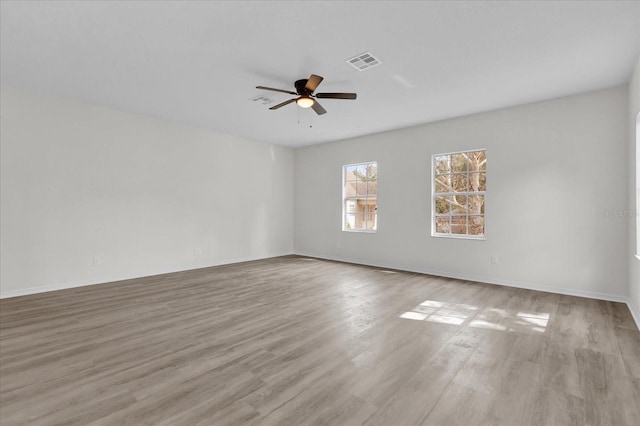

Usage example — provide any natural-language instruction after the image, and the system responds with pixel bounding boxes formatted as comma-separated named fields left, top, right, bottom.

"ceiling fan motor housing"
left=295, top=79, right=312, bottom=95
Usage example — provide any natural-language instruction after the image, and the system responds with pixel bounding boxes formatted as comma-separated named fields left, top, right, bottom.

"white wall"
left=295, top=87, right=629, bottom=301
left=1, top=84, right=633, bottom=308
left=629, top=57, right=640, bottom=324
left=0, top=86, right=294, bottom=297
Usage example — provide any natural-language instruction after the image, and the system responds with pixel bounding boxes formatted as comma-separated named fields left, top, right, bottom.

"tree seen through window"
left=433, top=150, right=486, bottom=237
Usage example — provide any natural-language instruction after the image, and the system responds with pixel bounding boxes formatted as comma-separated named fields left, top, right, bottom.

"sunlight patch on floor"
left=399, top=300, right=549, bottom=333
left=400, top=300, right=477, bottom=325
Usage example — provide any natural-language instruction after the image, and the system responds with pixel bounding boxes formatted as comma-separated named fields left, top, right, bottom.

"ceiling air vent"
left=346, top=52, right=381, bottom=71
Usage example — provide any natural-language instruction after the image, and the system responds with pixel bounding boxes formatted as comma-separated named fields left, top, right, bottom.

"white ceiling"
left=1, top=1, right=639, bottom=148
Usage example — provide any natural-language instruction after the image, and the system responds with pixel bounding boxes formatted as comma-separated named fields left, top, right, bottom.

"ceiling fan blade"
left=305, top=74, right=324, bottom=92
left=269, top=98, right=296, bottom=110
left=315, top=92, right=357, bottom=100
left=256, top=86, right=297, bottom=95
left=311, top=101, right=327, bottom=115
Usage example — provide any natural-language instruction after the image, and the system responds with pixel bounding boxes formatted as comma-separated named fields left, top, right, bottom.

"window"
left=432, top=150, right=486, bottom=238
left=343, top=161, right=377, bottom=232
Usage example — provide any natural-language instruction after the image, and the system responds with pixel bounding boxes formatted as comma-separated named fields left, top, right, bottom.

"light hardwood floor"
left=1, top=256, right=639, bottom=425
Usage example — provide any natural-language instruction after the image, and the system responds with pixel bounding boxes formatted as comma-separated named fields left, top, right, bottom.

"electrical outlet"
left=93, top=256, right=102, bottom=266
left=194, top=248, right=204, bottom=256
left=491, top=255, right=499, bottom=264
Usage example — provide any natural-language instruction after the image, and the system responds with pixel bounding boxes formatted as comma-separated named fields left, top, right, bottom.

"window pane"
left=469, top=215, right=484, bottom=235
left=365, top=217, right=374, bottom=230
left=371, top=201, right=378, bottom=229
left=435, top=174, right=450, bottom=193
left=435, top=216, right=450, bottom=233
left=358, top=199, right=369, bottom=214
left=451, top=216, right=467, bottom=234
left=366, top=203, right=377, bottom=230
left=345, top=165, right=357, bottom=181
left=344, top=181, right=356, bottom=197
left=435, top=195, right=451, bottom=214
left=356, top=164, right=367, bottom=180
left=366, top=164, right=377, bottom=181
left=452, top=153, right=468, bottom=172
left=356, top=181, right=368, bottom=196
left=451, top=195, right=467, bottom=214
left=345, top=213, right=356, bottom=230
left=348, top=213, right=365, bottom=229
left=435, top=155, right=450, bottom=174
left=468, top=172, right=486, bottom=192
left=368, top=180, right=377, bottom=197
left=345, top=199, right=357, bottom=214
left=475, top=151, right=486, bottom=171
left=452, top=173, right=467, bottom=192
left=468, top=194, right=484, bottom=214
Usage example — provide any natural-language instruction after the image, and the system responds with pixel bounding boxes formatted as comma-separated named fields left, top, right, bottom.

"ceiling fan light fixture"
left=296, top=96, right=315, bottom=108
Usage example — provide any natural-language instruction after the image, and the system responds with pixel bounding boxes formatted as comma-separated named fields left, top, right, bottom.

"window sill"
left=343, top=229, right=377, bottom=234
left=636, top=255, right=640, bottom=261
left=431, top=233, right=485, bottom=241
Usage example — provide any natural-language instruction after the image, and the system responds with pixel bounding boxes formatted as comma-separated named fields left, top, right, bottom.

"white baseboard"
left=628, top=299, right=640, bottom=331
left=294, top=251, right=635, bottom=312
left=0, top=252, right=294, bottom=299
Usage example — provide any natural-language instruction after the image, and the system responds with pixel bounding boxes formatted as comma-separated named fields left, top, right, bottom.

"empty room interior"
left=1, top=1, right=640, bottom=425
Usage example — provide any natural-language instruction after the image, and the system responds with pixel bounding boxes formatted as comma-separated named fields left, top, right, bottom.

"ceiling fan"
left=256, top=74, right=356, bottom=115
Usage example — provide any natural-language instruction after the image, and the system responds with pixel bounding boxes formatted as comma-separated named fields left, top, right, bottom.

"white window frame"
left=342, top=161, right=377, bottom=233
left=431, top=149, right=486, bottom=240
left=636, top=113, right=639, bottom=259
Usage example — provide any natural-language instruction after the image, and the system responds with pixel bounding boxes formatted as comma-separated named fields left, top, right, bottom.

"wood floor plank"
left=1, top=255, right=639, bottom=425
left=480, top=358, right=543, bottom=425
left=362, top=327, right=484, bottom=426
left=532, top=387, right=586, bottom=426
